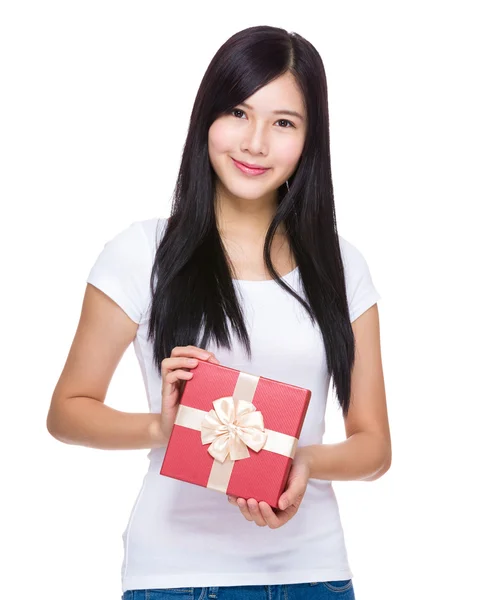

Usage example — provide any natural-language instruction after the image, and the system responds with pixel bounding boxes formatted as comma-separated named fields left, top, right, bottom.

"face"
left=208, top=71, right=307, bottom=207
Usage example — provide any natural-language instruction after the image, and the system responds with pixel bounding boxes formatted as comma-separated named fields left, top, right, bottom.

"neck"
left=214, top=183, right=286, bottom=240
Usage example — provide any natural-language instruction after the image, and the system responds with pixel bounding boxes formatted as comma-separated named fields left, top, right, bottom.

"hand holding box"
left=160, top=360, right=311, bottom=509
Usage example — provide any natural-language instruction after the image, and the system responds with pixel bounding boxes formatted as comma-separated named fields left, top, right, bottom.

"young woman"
left=47, top=25, right=390, bottom=600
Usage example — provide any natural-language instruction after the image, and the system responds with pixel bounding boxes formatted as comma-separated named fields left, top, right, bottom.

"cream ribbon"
left=173, top=370, right=298, bottom=494
left=200, top=397, right=268, bottom=462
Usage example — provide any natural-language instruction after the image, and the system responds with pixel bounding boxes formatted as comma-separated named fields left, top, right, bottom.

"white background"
left=1, top=2, right=484, bottom=599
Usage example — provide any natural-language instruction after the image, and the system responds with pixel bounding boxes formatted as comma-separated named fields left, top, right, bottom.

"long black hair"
left=148, top=25, right=356, bottom=416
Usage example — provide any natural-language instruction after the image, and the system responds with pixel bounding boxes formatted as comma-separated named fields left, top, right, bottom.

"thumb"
left=278, top=489, right=297, bottom=510
left=278, top=482, right=305, bottom=511
left=278, top=495, right=291, bottom=510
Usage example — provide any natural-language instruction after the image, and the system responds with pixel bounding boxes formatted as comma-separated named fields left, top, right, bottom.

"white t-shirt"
left=86, top=217, right=381, bottom=593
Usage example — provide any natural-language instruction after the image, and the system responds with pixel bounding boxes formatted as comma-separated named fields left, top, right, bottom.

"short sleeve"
left=338, top=235, right=382, bottom=322
left=86, top=221, right=152, bottom=324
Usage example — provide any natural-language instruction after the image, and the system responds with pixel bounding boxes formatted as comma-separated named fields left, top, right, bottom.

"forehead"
left=242, top=73, right=306, bottom=117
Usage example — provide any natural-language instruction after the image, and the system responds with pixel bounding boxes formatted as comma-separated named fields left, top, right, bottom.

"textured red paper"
left=160, top=360, right=311, bottom=508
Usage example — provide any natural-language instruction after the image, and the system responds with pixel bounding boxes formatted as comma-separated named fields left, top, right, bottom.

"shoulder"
left=87, top=216, right=169, bottom=278
left=104, top=216, right=169, bottom=266
left=338, top=234, right=367, bottom=266
left=137, top=216, right=170, bottom=255
left=86, top=218, right=170, bottom=324
left=337, top=234, right=381, bottom=322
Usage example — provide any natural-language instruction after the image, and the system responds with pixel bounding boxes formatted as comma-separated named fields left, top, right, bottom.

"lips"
left=232, top=158, right=270, bottom=176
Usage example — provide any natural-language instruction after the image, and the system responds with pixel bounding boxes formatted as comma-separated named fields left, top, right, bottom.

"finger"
left=185, top=345, right=210, bottom=354
left=278, top=475, right=308, bottom=510
left=236, top=498, right=254, bottom=521
left=161, top=357, right=186, bottom=376
left=259, top=501, right=292, bottom=528
left=168, top=350, right=220, bottom=370
left=163, top=357, right=199, bottom=373
left=164, top=369, right=194, bottom=384
left=172, top=346, right=208, bottom=357
left=246, top=498, right=267, bottom=527
left=172, top=359, right=200, bottom=374
left=182, top=346, right=218, bottom=363
left=184, top=346, right=220, bottom=364
left=170, top=347, right=212, bottom=361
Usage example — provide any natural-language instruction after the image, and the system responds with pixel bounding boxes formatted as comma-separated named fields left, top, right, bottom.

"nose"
left=241, top=122, right=268, bottom=157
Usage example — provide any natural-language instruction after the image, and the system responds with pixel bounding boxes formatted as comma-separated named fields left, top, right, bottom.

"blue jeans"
left=122, top=581, right=355, bottom=600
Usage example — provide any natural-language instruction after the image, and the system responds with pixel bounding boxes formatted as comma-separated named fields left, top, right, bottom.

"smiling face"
left=208, top=71, right=307, bottom=209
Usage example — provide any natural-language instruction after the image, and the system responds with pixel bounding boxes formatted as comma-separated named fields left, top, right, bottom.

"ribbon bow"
left=200, top=396, right=268, bottom=463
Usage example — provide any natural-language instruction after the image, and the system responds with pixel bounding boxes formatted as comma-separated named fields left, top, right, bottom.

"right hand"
left=159, top=345, right=220, bottom=444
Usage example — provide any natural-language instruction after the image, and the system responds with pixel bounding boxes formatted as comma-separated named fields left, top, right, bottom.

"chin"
left=224, top=180, right=271, bottom=199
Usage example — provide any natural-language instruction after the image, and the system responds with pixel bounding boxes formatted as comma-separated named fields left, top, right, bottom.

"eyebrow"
left=239, top=101, right=305, bottom=121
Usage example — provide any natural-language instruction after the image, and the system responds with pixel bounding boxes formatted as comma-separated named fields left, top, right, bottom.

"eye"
left=276, top=119, right=295, bottom=129
left=232, top=108, right=246, bottom=119
left=230, top=109, right=295, bottom=128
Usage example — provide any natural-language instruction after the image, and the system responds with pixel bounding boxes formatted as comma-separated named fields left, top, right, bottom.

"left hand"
left=227, top=448, right=312, bottom=529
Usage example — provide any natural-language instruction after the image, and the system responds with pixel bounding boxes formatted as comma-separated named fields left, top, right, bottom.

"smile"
left=231, top=158, right=270, bottom=176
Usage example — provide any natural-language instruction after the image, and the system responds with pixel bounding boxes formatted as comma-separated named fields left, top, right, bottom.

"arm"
left=297, top=303, right=391, bottom=482
left=46, top=284, right=166, bottom=450
left=296, top=431, right=390, bottom=482
left=48, top=396, right=166, bottom=450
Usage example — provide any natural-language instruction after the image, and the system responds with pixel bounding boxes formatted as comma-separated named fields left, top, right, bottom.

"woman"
left=47, top=25, right=391, bottom=600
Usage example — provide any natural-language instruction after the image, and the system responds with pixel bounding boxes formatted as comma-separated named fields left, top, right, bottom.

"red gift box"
left=160, top=360, right=311, bottom=509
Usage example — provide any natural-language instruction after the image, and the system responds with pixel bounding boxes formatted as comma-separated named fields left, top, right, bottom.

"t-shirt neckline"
left=232, top=266, right=299, bottom=284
